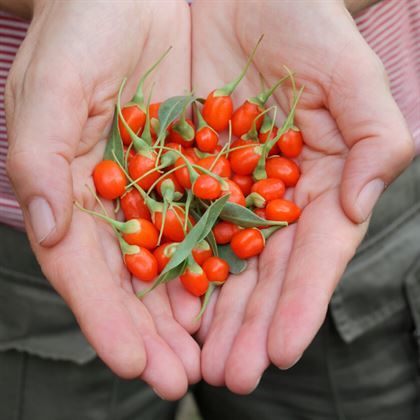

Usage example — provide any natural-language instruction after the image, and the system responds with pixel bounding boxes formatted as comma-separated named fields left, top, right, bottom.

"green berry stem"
left=195, top=283, right=216, bottom=321
left=249, top=73, right=292, bottom=107
left=214, top=34, right=264, bottom=97
left=131, top=46, right=172, bottom=107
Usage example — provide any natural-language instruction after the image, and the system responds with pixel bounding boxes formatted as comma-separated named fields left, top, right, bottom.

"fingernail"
left=356, top=179, right=384, bottom=221
left=28, top=197, right=56, bottom=244
left=279, top=354, right=302, bottom=370
left=152, top=388, right=166, bottom=400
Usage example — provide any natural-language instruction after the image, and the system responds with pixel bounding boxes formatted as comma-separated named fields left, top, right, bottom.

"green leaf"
left=195, top=283, right=216, bottom=321
left=207, top=230, right=218, bottom=257
left=158, top=95, right=194, bottom=137
left=218, top=245, right=247, bottom=274
left=220, top=202, right=288, bottom=228
left=160, top=256, right=187, bottom=283
left=163, top=195, right=229, bottom=272
left=191, top=208, right=218, bottom=257
left=138, top=194, right=229, bottom=296
left=103, top=109, right=124, bottom=166
left=136, top=260, right=187, bottom=298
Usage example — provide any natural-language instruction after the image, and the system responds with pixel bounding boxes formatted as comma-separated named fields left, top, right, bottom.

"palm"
left=11, top=2, right=199, bottom=399
left=191, top=0, right=411, bottom=393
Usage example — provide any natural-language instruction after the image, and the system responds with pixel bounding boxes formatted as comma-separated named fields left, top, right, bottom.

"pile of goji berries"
left=81, top=38, right=303, bottom=314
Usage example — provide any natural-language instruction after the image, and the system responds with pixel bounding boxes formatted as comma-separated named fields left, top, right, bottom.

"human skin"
left=4, top=0, right=201, bottom=400
left=192, top=0, right=414, bottom=394
left=2, top=0, right=412, bottom=399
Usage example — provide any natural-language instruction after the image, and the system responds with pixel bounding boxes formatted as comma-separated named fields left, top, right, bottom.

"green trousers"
left=1, top=158, right=420, bottom=420
left=195, top=309, right=420, bottom=420
left=1, top=307, right=419, bottom=420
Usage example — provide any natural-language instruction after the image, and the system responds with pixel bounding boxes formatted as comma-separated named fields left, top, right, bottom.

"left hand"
left=5, top=0, right=199, bottom=399
left=191, top=0, right=414, bottom=394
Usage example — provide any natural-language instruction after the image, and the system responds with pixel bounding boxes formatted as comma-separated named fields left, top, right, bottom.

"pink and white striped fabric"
left=355, top=0, right=420, bottom=152
left=0, top=13, right=26, bottom=229
left=0, top=0, right=419, bottom=229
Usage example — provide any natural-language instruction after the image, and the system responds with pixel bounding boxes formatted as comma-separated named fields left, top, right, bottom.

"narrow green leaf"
left=103, top=109, right=124, bottom=166
left=161, top=262, right=187, bottom=283
left=195, top=283, right=216, bottom=321
left=162, top=195, right=229, bottom=273
left=138, top=194, right=229, bottom=296
left=191, top=209, right=218, bottom=257
left=207, top=230, right=218, bottom=257
left=136, top=260, right=187, bottom=298
left=220, top=202, right=288, bottom=228
left=218, top=245, right=248, bottom=274
left=158, top=95, right=194, bottom=137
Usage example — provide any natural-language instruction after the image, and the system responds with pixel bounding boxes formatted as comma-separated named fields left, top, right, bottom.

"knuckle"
left=382, top=128, right=415, bottom=168
left=396, top=135, right=415, bottom=165
left=6, top=149, right=32, bottom=182
left=332, top=48, right=388, bottom=100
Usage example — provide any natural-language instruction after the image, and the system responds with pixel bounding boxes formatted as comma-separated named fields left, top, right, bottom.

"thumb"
left=5, top=67, right=86, bottom=246
left=330, top=45, right=414, bottom=224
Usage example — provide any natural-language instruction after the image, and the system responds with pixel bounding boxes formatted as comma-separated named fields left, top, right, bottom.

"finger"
left=201, top=259, right=258, bottom=386
left=122, top=291, right=189, bottom=400
left=167, top=279, right=201, bottom=334
left=133, top=280, right=201, bottom=385
left=36, top=210, right=188, bottom=400
left=89, top=191, right=195, bottom=391
left=224, top=226, right=295, bottom=394
left=5, top=66, right=87, bottom=247
left=137, top=331, right=188, bottom=400
left=329, top=46, right=414, bottom=223
left=268, top=189, right=368, bottom=368
left=83, top=197, right=191, bottom=398
left=34, top=210, right=147, bottom=379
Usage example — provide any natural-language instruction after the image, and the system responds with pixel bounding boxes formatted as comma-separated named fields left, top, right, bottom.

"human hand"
left=192, top=0, right=414, bottom=393
left=5, top=0, right=200, bottom=400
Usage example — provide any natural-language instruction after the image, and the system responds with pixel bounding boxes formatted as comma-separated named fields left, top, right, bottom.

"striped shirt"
left=0, top=0, right=419, bottom=229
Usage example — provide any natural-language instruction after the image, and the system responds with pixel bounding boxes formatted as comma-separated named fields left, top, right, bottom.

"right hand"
left=192, top=0, right=414, bottom=394
left=5, top=0, right=199, bottom=400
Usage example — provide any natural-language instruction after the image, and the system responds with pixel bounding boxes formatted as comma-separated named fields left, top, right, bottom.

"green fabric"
left=194, top=309, right=420, bottom=420
left=0, top=350, right=176, bottom=420
left=0, top=224, right=95, bottom=364
left=330, top=157, right=420, bottom=342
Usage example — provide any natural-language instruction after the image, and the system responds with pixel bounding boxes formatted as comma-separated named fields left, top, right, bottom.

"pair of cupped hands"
left=5, top=0, right=414, bottom=400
